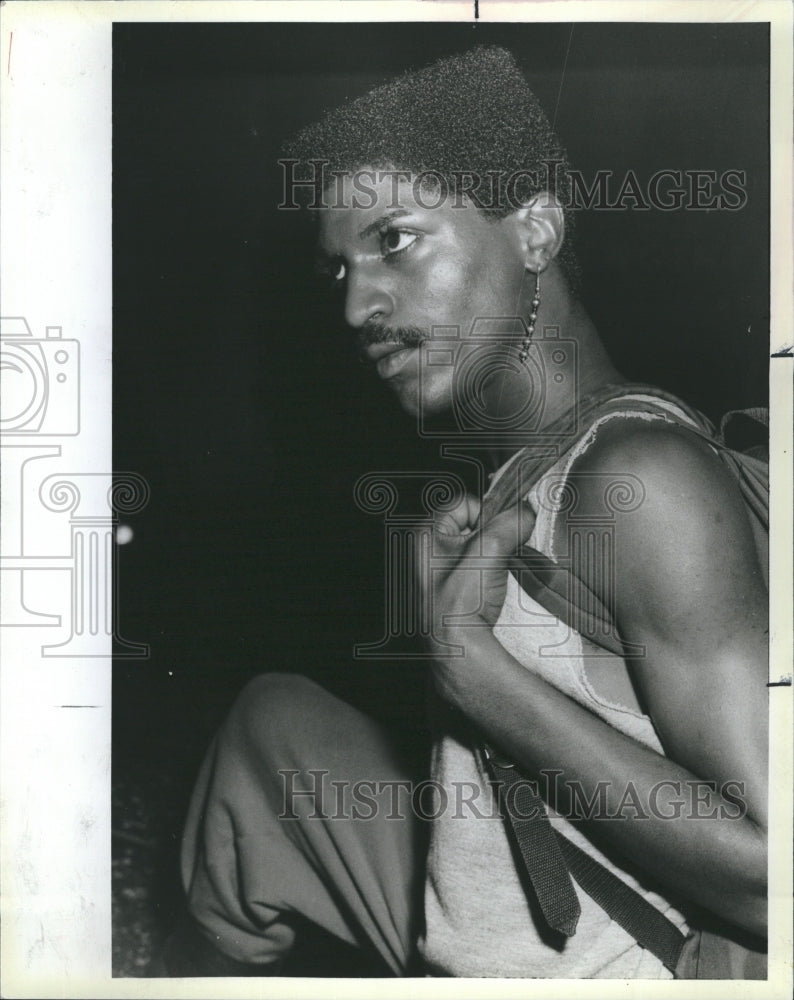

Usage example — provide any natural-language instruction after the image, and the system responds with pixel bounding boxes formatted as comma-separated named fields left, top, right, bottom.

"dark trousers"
left=180, top=673, right=425, bottom=975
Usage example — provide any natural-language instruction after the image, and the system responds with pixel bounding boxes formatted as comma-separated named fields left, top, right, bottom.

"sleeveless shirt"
left=419, top=397, right=702, bottom=977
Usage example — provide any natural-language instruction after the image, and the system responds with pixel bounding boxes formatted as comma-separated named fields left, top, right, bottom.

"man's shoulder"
left=571, top=409, right=720, bottom=477
left=563, top=410, right=766, bottom=651
left=566, top=412, right=745, bottom=527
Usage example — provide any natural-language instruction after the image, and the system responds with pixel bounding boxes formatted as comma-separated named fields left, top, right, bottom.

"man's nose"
left=344, top=266, right=394, bottom=330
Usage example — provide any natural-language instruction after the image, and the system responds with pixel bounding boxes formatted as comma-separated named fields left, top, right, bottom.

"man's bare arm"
left=571, top=419, right=768, bottom=832
left=430, top=421, right=767, bottom=934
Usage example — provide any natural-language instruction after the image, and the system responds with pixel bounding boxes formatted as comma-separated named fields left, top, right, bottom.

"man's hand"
left=417, top=493, right=536, bottom=695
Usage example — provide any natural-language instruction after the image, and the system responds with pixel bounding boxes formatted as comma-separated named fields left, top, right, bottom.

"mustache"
left=357, top=321, right=428, bottom=356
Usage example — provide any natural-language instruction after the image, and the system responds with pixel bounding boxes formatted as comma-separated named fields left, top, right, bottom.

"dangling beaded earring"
left=518, top=270, right=541, bottom=365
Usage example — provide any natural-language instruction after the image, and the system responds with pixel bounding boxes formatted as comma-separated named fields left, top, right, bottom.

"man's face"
left=316, top=171, right=528, bottom=420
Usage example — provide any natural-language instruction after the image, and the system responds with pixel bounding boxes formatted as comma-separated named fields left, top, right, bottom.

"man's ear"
left=512, top=191, right=565, bottom=273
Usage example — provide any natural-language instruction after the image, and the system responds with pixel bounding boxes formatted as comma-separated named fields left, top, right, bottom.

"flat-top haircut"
left=282, top=45, right=579, bottom=285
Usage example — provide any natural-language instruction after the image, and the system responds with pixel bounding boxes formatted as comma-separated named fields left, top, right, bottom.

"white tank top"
left=419, top=398, right=700, bottom=978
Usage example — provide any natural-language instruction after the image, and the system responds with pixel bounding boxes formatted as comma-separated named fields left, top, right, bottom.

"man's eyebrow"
left=314, top=208, right=413, bottom=267
left=358, top=209, right=411, bottom=240
left=314, top=246, right=335, bottom=269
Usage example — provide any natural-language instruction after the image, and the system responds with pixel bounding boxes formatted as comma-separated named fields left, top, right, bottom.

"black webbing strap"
left=556, top=828, right=687, bottom=973
left=476, top=384, right=746, bottom=973
left=487, top=753, right=581, bottom=937
left=485, top=754, right=687, bottom=974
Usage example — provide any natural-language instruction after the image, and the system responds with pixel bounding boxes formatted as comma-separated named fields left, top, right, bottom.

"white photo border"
left=1, top=2, right=791, bottom=998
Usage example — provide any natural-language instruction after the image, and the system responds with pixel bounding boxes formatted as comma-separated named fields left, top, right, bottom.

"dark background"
left=111, top=21, right=769, bottom=975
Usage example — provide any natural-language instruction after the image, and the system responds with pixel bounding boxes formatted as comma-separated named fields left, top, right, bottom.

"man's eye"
left=380, top=229, right=418, bottom=257
left=329, top=260, right=347, bottom=283
left=314, top=258, right=346, bottom=287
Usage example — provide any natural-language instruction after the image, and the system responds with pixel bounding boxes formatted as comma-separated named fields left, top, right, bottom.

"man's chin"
left=387, top=379, right=423, bottom=419
left=389, top=378, right=455, bottom=427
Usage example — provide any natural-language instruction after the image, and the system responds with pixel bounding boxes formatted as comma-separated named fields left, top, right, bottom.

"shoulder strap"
left=483, top=752, right=688, bottom=974
left=479, top=380, right=715, bottom=527
left=479, top=383, right=703, bottom=658
left=479, top=383, right=768, bottom=654
left=481, top=384, right=769, bottom=972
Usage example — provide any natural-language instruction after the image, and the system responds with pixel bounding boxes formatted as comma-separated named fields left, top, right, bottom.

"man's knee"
left=223, top=672, right=330, bottom=764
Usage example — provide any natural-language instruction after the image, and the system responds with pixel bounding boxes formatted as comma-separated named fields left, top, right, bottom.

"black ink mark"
left=552, top=24, right=576, bottom=130
left=771, top=346, right=793, bottom=357
left=474, top=0, right=479, bottom=19
left=766, top=679, right=792, bottom=687
left=112, top=829, right=160, bottom=851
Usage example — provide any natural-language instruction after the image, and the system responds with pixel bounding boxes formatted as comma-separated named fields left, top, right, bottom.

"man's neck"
left=482, top=301, right=626, bottom=474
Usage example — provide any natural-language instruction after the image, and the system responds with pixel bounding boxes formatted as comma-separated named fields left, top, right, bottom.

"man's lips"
left=364, top=343, right=420, bottom=380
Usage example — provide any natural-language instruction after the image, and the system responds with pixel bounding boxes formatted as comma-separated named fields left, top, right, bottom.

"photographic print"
left=1, top=3, right=791, bottom=997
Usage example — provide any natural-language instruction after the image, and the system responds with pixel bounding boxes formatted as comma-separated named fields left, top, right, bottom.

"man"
left=160, top=46, right=767, bottom=978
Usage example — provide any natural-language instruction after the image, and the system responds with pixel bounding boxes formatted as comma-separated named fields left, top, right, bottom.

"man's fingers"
left=480, top=501, right=537, bottom=555
left=432, top=497, right=534, bottom=555
left=432, top=492, right=481, bottom=536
